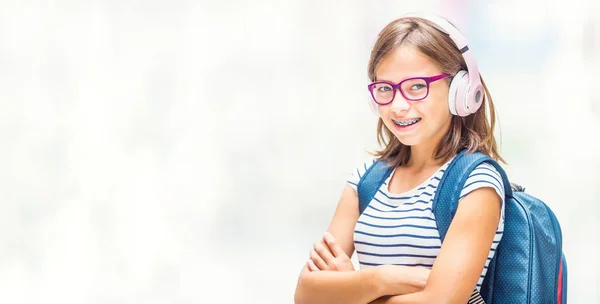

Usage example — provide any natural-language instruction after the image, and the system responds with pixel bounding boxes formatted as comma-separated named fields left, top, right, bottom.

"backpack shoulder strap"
left=357, top=160, right=394, bottom=215
left=433, top=150, right=513, bottom=242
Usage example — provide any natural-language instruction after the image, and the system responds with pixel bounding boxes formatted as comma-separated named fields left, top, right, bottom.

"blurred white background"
left=0, top=0, right=598, bottom=303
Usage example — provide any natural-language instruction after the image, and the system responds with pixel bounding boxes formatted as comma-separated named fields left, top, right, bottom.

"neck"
left=406, top=142, right=443, bottom=170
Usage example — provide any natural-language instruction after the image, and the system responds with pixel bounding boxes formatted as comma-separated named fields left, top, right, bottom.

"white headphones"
left=368, top=13, right=484, bottom=117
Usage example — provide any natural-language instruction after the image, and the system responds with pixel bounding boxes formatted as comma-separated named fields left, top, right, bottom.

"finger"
left=310, top=249, right=328, bottom=270
left=323, top=232, right=346, bottom=258
left=307, top=259, right=320, bottom=272
left=314, top=241, right=335, bottom=264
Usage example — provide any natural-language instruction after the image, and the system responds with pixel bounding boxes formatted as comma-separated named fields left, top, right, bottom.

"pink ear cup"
left=448, top=70, right=467, bottom=116
left=453, top=71, right=470, bottom=117
left=465, top=83, right=484, bottom=114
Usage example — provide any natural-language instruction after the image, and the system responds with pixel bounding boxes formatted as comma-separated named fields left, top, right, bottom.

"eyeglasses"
left=367, top=74, right=451, bottom=105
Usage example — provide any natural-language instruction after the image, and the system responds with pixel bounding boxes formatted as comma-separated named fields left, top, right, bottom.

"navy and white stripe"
left=348, top=158, right=505, bottom=291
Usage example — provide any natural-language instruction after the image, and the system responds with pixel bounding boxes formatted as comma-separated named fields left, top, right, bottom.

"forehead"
left=375, top=46, right=441, bottom=81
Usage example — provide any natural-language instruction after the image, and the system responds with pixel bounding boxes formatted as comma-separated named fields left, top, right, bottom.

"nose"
left=390, top=90, right=411, bottom=114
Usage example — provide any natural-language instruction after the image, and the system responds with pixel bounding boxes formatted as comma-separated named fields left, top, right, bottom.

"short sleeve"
left=460, top=162, right=505, bottom=200
left=459, top=162, right=505, bottom=221
left=346, top=158, right=376, bottom=193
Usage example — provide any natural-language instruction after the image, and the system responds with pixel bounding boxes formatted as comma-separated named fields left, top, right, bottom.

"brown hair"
left=368, top=17, right=504, bottom=167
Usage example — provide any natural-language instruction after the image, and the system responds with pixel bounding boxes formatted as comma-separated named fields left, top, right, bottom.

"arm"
left=296, top=263, right=428, bottom=304
left=295, top=264, right=385, bottom=304
left=372, top=187, right=502, bottom=304
left=294, top=185, right=428, bottom=304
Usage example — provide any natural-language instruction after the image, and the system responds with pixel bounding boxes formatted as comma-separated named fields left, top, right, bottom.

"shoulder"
left=459, top=162, right=505, bottom=201
left=346, top=157, right=378, bottom=192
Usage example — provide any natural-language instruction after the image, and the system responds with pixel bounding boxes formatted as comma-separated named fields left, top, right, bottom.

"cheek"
left=376, top=106, right=391, bottom=127
left=417, top=95, right=450, bottom=120
left=428, top=88, right=451, bottom=119
left=435, top=105, right=453, bottom=127
left=378, top=105, right=393, bottom=121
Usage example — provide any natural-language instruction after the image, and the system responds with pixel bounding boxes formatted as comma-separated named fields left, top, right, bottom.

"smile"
left=392, top=118, right=421, bottom=126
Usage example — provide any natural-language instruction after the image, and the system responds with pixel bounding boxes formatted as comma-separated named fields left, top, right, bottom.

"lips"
left=392, top=118, right=421, bottom=127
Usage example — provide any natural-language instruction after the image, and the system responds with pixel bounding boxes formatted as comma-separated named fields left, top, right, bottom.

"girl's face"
left=375, top=46, right=453, bottom=150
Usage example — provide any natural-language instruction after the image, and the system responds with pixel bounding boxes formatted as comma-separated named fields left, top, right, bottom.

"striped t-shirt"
left=347, top=156, right=505, bottom=291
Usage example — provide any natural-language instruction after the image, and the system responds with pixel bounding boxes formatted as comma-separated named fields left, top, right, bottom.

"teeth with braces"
left=393, top=118, right=421, bottom=126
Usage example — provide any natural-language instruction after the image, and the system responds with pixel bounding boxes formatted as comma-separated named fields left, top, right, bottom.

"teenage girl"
left=294, top=14, right=505, bottom=304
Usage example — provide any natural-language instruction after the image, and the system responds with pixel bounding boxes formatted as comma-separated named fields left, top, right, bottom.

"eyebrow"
left=373, top=76, right=422, bottom=83
left=374, top=73, right=445, bottom=83
left=375, top=73, right=432, bottom=82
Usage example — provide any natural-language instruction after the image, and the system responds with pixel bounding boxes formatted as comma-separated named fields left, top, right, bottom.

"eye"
left=410, top=84, right=426, bottom=91
left=377, top=85, right=393, bottom=92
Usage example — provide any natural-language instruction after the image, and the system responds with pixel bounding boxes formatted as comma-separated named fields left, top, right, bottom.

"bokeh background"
left=1, top=0, right=599, bottom=303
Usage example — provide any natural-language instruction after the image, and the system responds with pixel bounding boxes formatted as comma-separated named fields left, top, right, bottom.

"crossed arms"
left=293, top=184, right=501, bottom=304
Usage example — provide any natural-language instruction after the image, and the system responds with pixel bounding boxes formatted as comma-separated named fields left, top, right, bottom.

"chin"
left=394, top=135, right=419, bottom=146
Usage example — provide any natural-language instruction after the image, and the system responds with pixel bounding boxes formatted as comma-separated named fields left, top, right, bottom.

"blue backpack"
left=357, top=150, right=568, bottom=304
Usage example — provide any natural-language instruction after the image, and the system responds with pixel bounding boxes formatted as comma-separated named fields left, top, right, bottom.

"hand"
left=306, top=232, right=355, bottom=272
